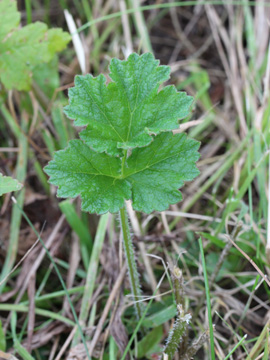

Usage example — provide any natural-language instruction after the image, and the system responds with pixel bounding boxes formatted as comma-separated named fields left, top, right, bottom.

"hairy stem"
left=119, top=205, right=143, bottom=319
left=163, top=305, right=191, bottom=360
left=169, top=265, right=188, bottom=356
left=170, top=265, right=184, bottom=307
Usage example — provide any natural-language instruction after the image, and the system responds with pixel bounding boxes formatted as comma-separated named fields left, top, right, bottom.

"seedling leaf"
left=0, top=0, right=70, bottom=90
left=64, top=53, right=193, bottom=156
left=0, top=173, right=23, bottom=196
left=44, top=132, right=199, bottom=214
left=44, top=140, right=131, bottom=214
left=124, top=132, right=200, bottom=213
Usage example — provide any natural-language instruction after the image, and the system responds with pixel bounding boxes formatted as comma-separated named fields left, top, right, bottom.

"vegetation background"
left=0, top=0, right=270, bottom=359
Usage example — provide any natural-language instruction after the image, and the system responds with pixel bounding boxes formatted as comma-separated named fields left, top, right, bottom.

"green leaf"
left=44, top=139, right=131, bottom=214
left=0, top=173, right=23, bottom=196
left=124, top=132, right=200, bottom=213
left=44, top=132, right=199, bottom=214
left=136, top=325, right=163, bottom=358
left=64, top=53, right=193, bottom=156
left=0, top=320, right=6, bottom=351
left=0, top=0, right=20, bottom=41
left=0, top=0, right=70, bottom=91
left=33, top=56, right=60, bottom=98
left=142, top=304, right=177, bottom=328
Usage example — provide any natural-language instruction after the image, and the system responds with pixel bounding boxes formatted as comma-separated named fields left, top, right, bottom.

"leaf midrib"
left=83, top=76, right=126, bottom=143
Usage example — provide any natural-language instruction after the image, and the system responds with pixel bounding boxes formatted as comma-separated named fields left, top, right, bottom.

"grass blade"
left=198, top=237, right=215, bottom=360
left=72, top=213, right=109, bottom=346
left=10, top=199, right=91, bottom=360
left=0, top=116, right=28, bottom=293
left=224, top=335, right=247, bottom=360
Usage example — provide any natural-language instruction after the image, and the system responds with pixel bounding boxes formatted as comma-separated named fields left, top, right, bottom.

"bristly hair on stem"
left=169, top=264, right=185, bottom=306
left=169, top=264, right=190, bottom=356
left=163, top=304, right=192, bottom=360
left=119, top=204, right=144, bottom=320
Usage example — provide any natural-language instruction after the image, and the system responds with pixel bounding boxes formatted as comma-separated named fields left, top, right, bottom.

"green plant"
left=163, top=266, right=190, bottom=359
left=0, top=173, right=22, bottom=196
left=44, top=52, right=200, bottom=324
left=0, top=0, right=70, bottom=91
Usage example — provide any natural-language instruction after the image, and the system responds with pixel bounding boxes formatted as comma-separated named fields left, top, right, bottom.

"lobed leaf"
left=0, top=173, right=23, bottom=196
left=64, top=53, right=193, bottom=156
left=44, top=133, right=200, bottom=214
left=124, top=132, right=200, bottom=213
left=44, top=140, right=131, bottom=214
left=0, top=0, right=70, bottom=90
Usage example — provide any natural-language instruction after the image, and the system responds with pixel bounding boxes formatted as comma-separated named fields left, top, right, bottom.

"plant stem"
left=170, top=265, right=184, bottom=306
left=163, top=304, right=191, bottom=360
left=119, top=204, right=143, bottom=319
left=169, top=265, right=189, bottom=356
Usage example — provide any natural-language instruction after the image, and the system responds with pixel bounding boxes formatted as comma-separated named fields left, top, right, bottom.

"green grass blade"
left=25, top=0, right=32, bottom=24
left=262, top=328, right=269, bottom=360
left=224, top=335, right=248, bottom=360
left=72, top=213, right=109, bottom=346
left=52, top=105, right=69, bottom=149
left=11, top=311, right=35, bottom=360
left=10, top=201, right=91, bottom=360
left=0, top=117, right=28, bottom=293
left=170, top=134, right=251, bottom=230
left=0, top=304, right=75, bottom=327
left=198, top=237, right=215, bottom=359
left=121, top=266, right=169, bottom=360
left=0, top=320, right=6, bottom=351
left=19, top=286, right=85, bottom=305
left=76, top=1, right=260, bottom=34
left=129, top=0, right=153, bottom=52
left=32, top=156, right=50, bottom=195
left=59, top=199, right=92, bottom=268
